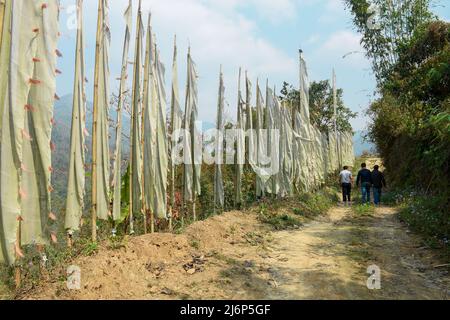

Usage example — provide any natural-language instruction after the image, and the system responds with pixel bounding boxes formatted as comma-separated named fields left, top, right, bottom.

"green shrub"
left=258, top=186, right=339, bottom=230
left=296, top=188, right=337, bottom=217
left=352, top=204, right=375, bottom=216
left=397, top=194, right=449, bottom=251
left=365, top=22, right=450, bottom=247
left=258, top=211, right=302, bottom=231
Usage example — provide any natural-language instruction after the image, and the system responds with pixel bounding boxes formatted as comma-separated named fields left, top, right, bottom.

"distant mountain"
left=353, top=130, right=376, bottom=156
left=51, top=95, right=130, bottom=211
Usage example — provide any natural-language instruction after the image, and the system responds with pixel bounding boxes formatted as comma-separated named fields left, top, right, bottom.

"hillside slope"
left=51, top=95, right=130, bottom=210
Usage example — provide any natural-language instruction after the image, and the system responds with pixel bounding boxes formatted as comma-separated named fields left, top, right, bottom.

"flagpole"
left=141, top=12, right=150, bottom=235
left=14, top=220, right=22, bottom=288
left=182, top=46, right=191, bottom=225
left=272, top=85, right=277, bottom=198
left=214, top=65, right=224, bottom=214
left=265, top=78, right=270, bottom=197
left=333, top=68, right=341, bottom=169
left=298, top=49, right=302, bottom=120
left=169, top=34, right=177, bottom=231
left=111, top=0, right=131, bottom=234
left=65, top=0, right=85, bottom=246
left=245, top=70, right=250, bottom=167
left=235, top=67, right=242, bottom=209
left=91, top=0, right=104, bottom=242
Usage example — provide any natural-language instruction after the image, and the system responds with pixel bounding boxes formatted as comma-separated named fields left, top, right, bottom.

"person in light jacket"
left=339, top=166, right=353, bottom=206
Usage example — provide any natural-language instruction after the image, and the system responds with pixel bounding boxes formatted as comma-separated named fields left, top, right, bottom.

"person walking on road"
left=356, top=163, right=372, bottom=204
left=371, top=165, right=386, bottom=205
left=339, top=166, right=353, bottom=206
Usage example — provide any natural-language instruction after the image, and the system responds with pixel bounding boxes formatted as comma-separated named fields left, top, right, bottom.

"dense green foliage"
left=279, top=81, right=357, bottom=133
left=346, top=0, right=449, bottom=248
left=344, top=0, right=434, bottom=82
left=381, top=188, right=449, bottom=258
left=369, top=22, right=450, bottom=191
left=258, top=187, right=339, bottom=230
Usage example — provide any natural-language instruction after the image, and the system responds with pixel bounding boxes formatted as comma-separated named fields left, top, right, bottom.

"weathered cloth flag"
left=65, top=0, right=87, bottom=232
left=169, top=37, right=183, bottom=218
left=214, top=69, right=225, bottom=209
left=234, top=69, right=245, bottom=206
left=142, top=14, right=155, bottom=222
left=255, top=81, right=267, bottom=197
left=152, top=46, right=168, bottom=219
left=92, top=0, right=111, bottom=222
left=183, top=51, right=201, bottom=203
left=111, top=0, right=132, bottom=223
left=245, top=74, right=254, bottom=165
left=0, top=0, right=60, bottom=264
left=129, top=3, right=144, bottom=222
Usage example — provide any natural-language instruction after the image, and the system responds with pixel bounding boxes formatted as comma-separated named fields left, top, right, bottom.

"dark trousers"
left=373, top=187, right=382, bottom=205
left=361, top=182, right=371, bottom=203
left=342, top=183, right=352, bottom=202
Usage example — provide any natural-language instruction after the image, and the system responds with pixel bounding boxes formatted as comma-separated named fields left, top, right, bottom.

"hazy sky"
left=56, top=0, right=450, bottom=131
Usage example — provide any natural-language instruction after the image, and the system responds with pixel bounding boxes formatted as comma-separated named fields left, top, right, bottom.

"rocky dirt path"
left=22, top=205, right=449, bottom=300
left=262, top=206, right=449, bottom=299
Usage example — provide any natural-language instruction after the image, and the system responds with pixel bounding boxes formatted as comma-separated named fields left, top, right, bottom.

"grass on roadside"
left=295, top=188, right=338, bottom=217
left=377, top=189, right=449, bottom=260
left=257, top=186, right=340, bottom=230
left=258, top=211, right=303, bottom=231
left=352, top=204, right=375, bottom=216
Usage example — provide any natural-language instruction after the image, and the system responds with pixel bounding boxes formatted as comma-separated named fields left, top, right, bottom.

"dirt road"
left=23, top=205, right=449, bottom=300
left=263, top=206, right=448, bottom=299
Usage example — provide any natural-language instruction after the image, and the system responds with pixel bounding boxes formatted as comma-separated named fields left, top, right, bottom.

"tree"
left=344, top=0, right=434, bottom=84
left=364, top=20, right=450, bottom=244
left=279, top=81, right=357, bottom=133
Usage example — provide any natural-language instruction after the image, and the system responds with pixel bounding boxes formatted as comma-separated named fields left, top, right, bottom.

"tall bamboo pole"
left=91, top=0, right=104, bottom=242
left=182, top=47, right=199, bottom=222
left=14, top=220, right=22, bottom=289
left=150, top=40, right=157, bottom=233
left=264, top=78, right=269, bottom=195
left=188, top=47, right=197, bottom=222
left=112, top=0, right=132, bottom=231
left=169, top=35, right=178, bottom=231
left=255, top=78, right=262, bottom=198
left=234, top=68, right=242, bottom=208
left=129, top=0, right=143, bottom=235
left=141, top=12, right=150, bottom=235
left=272, top=85, right=278, bottom=198
left=66, top=0, right=85, bottom=247
left=333, top=68, right=341, bottom=169
left=0, top=0, right=5, bottom=46
left=182, top=47, right=190, bottom=223
left=214, top=65, right=224, bottom=214
left=244, top=70, right=250, bottom=166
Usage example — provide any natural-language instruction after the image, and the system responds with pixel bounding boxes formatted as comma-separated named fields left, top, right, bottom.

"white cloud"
left=306, top=34, right=320, bottom=45
left=318, top=0, right=347, bottom=23
left=200, top=0, right=298, bottom=23
left=319, top=30, right=367, bottom=67
left=305, top=29, right=374, bottom=132
left=58, top=0, right=373, bottom=129
left=80, top=0, right=298, bottom=121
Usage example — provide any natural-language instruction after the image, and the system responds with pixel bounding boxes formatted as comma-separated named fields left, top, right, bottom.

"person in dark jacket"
left=356, top=163, right=372, bottom=204
left=371, top=165, right=386, bottom=205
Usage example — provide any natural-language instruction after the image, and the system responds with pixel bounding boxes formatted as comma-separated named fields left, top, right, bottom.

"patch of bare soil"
left=264, top=206, right=449, bottom=299
left=23, top=211, right=274, bottom=300
left=23, top=206, right=449, bottom=300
